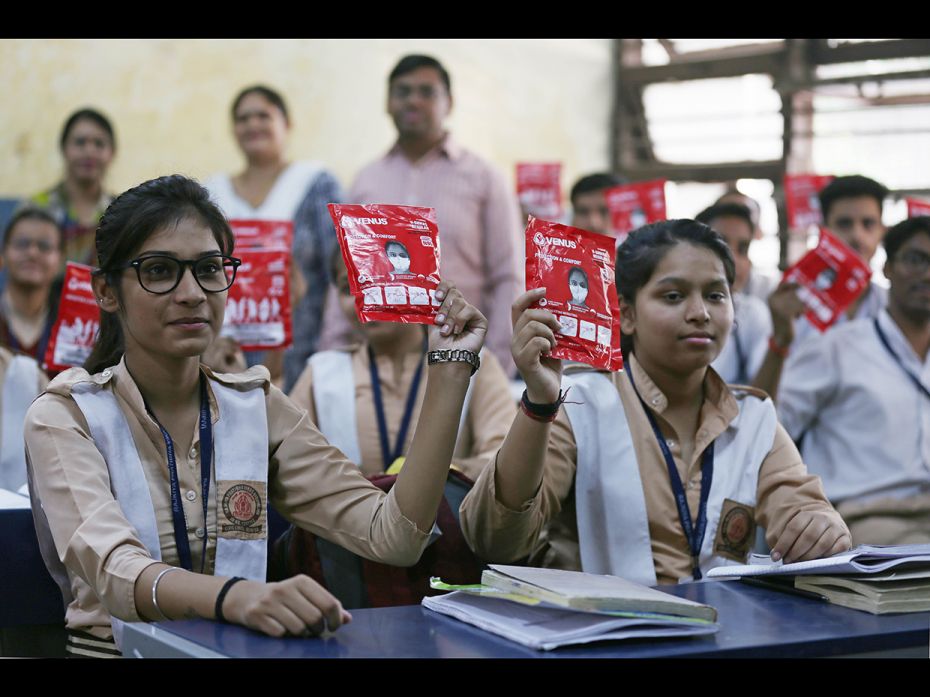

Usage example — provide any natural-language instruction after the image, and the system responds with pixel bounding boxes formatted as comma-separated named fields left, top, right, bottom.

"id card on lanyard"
left=627, top=369, right=714, bottom=580
left=144, top=375, right=213, bottom=572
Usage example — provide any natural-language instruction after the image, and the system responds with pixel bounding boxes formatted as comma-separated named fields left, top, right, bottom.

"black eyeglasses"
left=896, top=249, right=930, bottom=275
left=110, top=254, right=241, bottom=294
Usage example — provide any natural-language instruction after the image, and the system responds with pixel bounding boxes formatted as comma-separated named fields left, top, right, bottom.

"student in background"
left=752, top=175, right=890, bottom=396
left=0, top=343, right=47, bottom=492
left=776, top=217, right=930, bottom=545
left=696, top=202, right=771, bottom=385
left=714, top=188, right=777, bottom=303
left=0, top=209, right=62, bottom=364
left=318, top=55, right=522, bottom=376
left=205, top=85, right=343, bottom=391
left=291, top=247, right=515, bottom=481
left=24, top=108, right=116, bottom=269
left=461, top=219, right=848, bottom=585
left=24, top=175, right=487, bottom=656
left=569, top=172, right=625, bottom=238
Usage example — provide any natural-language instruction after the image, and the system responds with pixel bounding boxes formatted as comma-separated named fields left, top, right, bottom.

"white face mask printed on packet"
left=570, top=276, right=588, bottom=305
left=388, top=245, right=411, bottom=273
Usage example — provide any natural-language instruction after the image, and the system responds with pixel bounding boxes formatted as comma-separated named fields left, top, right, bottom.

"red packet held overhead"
left=222, top=220, right=293, bottom=351
left=525, top=217, right=622, bottom=371
left=782, top=229, right=871, bottom=332
left=329, top=204, right=441, bottom=325
left=605, top=179, right=667, bottom=243
left=784, top=174, right=834, bottom=229
left=516, top=163, right=562, bottom=220
left=906, top=197, right=930, bottom=218
left=44, top=263, right=100, bottom=373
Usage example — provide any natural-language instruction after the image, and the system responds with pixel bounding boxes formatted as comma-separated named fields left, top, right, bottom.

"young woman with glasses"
left=23, top=175, right=488, bottom=657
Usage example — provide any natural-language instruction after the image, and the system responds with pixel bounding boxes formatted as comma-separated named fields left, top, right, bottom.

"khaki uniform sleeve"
left=286, top=361, right=317, bottom=423
left=460, top=406, right=578, bottom=562
left=24, top=394, right=159, bottom=623
left=452, top=351, right=517, bottom=482
left=266, top=385, right=429, bottom=566
left=756, top=421, right=848, bottom=546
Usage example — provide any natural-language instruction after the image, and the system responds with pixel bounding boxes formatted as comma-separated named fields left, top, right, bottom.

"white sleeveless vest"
left=0, top=354, right=41, bottom=492
left=70, top=375, right=269, bottom=649
left=563, top=370, right=776, bottom=586
left=308, top=349, right=476, bottom=466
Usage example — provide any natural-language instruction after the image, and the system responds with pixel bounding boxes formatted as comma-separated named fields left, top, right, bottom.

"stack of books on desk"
left=422, top=565, right=719, bottom=650
left=707, top=544, right=930, bottom=615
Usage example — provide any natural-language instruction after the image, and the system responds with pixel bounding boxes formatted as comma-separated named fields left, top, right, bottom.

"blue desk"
left=123, top=580, right=930, bottom=658
left=0, top=508, right=64, bottom=628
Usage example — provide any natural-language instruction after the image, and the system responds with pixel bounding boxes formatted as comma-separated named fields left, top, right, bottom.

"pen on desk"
left=738, top=576, right=828, bottom=602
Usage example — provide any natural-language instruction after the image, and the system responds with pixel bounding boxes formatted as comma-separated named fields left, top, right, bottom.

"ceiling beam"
left=621, top=160, right=784, bottom=183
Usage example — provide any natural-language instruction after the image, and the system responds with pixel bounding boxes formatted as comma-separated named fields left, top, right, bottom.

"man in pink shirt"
left=319, top=55, right=523, bottom=375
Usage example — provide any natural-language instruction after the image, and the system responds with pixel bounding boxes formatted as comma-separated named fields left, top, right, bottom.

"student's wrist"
left=768, top=334, right=791, bottom=358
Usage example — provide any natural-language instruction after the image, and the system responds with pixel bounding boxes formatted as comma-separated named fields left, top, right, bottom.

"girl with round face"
left=460, top=219, right=850, bottom=584
left=25, top=108, right=117, bottom=267
left=567, top=267, right=589, bottom=308
left=0, top=210, right=63, bottom=361
left=204, top=85, right=345, bottom=392
left=24, top=175, right=487, bottom=655
left=386, top=240, right=412, bottom=275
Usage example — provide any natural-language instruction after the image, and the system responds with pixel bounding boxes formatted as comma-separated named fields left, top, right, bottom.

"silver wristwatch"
left=426, top=349, right=480, bottom=375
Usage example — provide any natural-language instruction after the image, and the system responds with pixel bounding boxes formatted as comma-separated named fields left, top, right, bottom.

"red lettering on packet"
left=906, top=197, right=930, bottom=219
left=604, top=179, right=667, bottom=244
left=784, top=174, right=835, bottom=230
left=222, top=220, right=293, bottom=351
left=516, top=163, right=562, bottom=220
left=329, top=204, right=441, bottom=325
left=782, top=228, right=871, bottom=332
left=525, top=217, right=622, bottom=371
left=44, top=262, right=100, bottom=373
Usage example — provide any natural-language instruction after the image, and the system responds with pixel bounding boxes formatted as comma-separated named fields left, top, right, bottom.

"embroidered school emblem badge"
left=218, top=480, right=266, bottom=539
left=714, top=499, right=756, bottom=562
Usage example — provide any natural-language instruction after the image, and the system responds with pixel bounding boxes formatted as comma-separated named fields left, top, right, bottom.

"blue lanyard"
left=144, top=375, right=213, bottom=573
left=627, top=369, right=715, bottom=580
left=874, top=318, right=930, bottom=402
left=732, top=323, right=748, bottom=384
left=368, top=342, right=426, bottom=471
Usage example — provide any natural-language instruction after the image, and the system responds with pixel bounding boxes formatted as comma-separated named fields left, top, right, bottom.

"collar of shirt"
left=877, top=307, right=930, bottom=372
left=387, top=131, right=463, bottom=164
left=621, top=353, right=737, bottom=464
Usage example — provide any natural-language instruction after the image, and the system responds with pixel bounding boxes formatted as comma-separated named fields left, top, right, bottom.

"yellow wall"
left=1, top=39, right=612, bottom=206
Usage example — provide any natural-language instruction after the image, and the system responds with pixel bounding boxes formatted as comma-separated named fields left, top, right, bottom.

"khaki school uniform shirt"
left=289, top=343, right=516, bottom=481
left=460, top=354, right=845, bottom=584
left=24, top=358, right=430, bottom=638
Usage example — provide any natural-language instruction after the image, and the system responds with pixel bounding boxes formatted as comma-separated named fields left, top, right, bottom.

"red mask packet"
left=221, top=220, right=293, bottom=351
left=907, top=197, right=930, bottom=218
left=328, top=204, right=441, bottom=325
left=605, top=179, right=667, bottom=244
left=784, top=174, right=835, bottom=230
left=782, top=228, right=871, bottom=332
left=516, top=163, right=562, bottom=219
left=44, top=262, right=100, bottom=373
left=525, top=217, right=622, bottom=371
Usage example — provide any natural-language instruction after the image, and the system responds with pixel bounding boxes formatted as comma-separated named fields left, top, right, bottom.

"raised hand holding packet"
left=525, top=217, right=622, bottom=371
left=329, top=204, right=442, bottom=325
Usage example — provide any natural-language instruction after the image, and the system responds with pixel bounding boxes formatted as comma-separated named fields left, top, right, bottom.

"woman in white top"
left=205, top=85, right=342, bottom=390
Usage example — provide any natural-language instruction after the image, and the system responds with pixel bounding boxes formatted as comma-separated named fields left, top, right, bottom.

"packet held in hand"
left=784, top=174, right=834, bottom=230
left=516, top=163, right=562, bottom=220
left=605, top=179, right=666, bottom=243
left=329, top=204, right=441, bottom=325
left=44, top=263, right=100, bottom=373
left=782, top=228, right=871, bottom=332
left=525, top=217, right=622, bottom=370
left=221, top=220, right=293, bottom=351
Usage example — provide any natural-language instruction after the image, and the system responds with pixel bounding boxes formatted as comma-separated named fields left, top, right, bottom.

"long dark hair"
left=616, top=219, right=735, bottom=360
left=84, top=175, right=234, bottom=374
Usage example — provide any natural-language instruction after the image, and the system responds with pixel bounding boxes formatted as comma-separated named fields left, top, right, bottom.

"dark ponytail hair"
left=84, top=175, right=234, bottom=374
left=616, top=219, right=735, bottom=360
